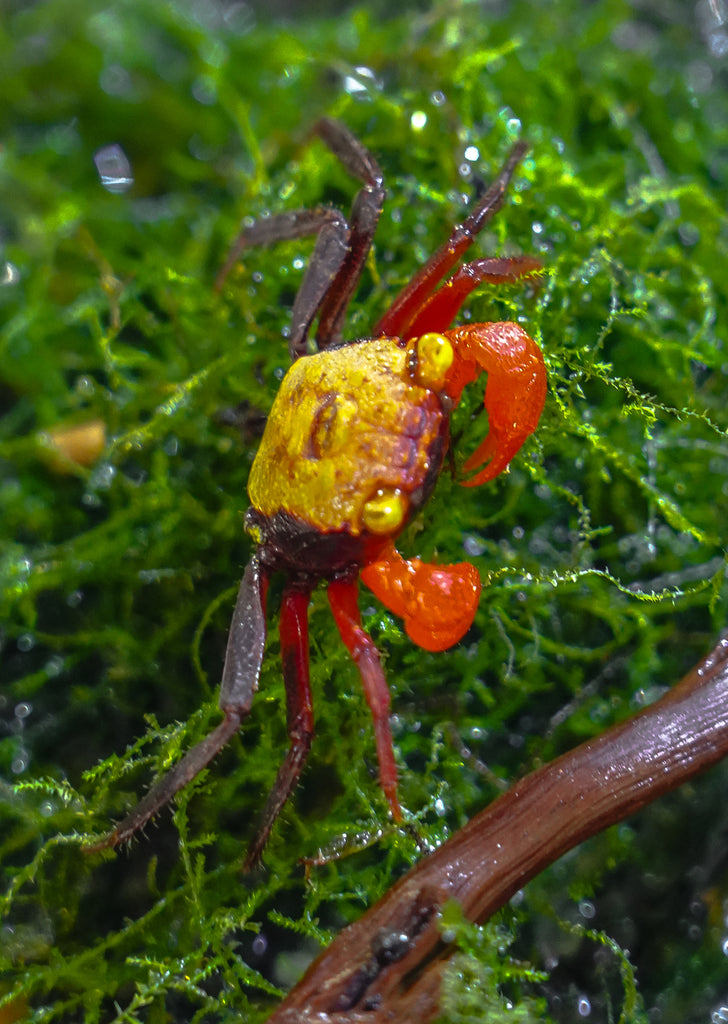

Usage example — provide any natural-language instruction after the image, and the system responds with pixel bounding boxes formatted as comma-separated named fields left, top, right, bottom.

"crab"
left=91, top=118, right=546, bottom=868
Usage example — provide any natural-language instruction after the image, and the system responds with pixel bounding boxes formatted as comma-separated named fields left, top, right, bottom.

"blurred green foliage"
left=1, top=0, right=727, bottom=1021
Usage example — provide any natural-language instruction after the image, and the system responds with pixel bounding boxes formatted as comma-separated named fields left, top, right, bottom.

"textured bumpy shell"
left=248, top=336, right=445, bottom=535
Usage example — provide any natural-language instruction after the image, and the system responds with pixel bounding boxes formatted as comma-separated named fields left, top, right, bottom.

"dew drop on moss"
left=93, top=144, right=134, bottom=194
left=577, top=995, right=592, bottom=1017
left=1, top=261, right=20, bottom=285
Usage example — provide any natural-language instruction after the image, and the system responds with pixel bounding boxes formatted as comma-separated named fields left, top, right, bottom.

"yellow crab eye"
left=362, top=487, right=408, bottom=535
left=409, top=332, right=454, bottom=390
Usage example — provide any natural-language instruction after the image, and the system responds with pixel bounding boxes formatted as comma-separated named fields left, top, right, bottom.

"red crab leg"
left=86, top=555, right=269, bottom=852
left=374, top=140, right=528, bottom=340
left=327, top=578, right=402, bottom=822
left=245, top=585, right=314, bottom=869
left=403, top=255, right=541, bottom=339
left=360, top=542, right=481, bottom=653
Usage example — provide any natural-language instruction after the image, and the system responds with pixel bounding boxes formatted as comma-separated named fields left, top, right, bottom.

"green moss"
left=2, top=0, right=727, bottom=1020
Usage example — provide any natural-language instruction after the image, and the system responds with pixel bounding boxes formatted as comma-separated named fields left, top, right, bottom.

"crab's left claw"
left=360, top=542, right=481, bottom=653
left=444, top=321, right=547, bottom=486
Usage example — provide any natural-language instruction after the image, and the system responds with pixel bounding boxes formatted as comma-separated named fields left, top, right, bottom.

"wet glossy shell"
left=248, top=336, right=444, bottom=535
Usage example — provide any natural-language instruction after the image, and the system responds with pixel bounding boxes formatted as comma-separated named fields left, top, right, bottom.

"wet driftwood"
left=268, top=636, right=728, bottom=1022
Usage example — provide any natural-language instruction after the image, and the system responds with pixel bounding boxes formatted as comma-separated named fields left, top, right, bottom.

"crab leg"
left=374, top=140, right=529, bottom=339
left=215, top=118, right=384, bottom=359
left=403, top=255, right=542, bottom=340
left=215, top=205, right=351, bottom=361
left=311, top=118, right=385, bottom=348
left=327, top=578, right=402, bottom=822
left=360, top=542, right=481, bottom=653
left=245, top=585, right=314, bottom=869
left=86, top=555, right=269, bottom=851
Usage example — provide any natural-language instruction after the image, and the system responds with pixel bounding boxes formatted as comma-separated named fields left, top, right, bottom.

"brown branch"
left=267, top=635, right=728, bottom=1023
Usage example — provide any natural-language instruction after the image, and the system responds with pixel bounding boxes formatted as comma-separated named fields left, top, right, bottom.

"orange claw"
left=444, top=321, right=547, bottom=486
left=360, top=541, right=481, bottom=653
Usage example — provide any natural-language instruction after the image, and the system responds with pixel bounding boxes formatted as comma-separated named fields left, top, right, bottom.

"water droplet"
left=678, top=222, right=700, bottom=246
left=45, top=656, right=64, bottom=678
left=577, top=996, right=591, bottom=1016
left=14, top=702, right=32, bottom=719
left=199, top=37, right=227, bottom=69
left=191, top=75, right=217, bottom=106
left=99, top=63, right=133, bottom=98
left=223, top=2, right=255, bottom=34
left=17, top=634, right=35, bottom=653
left=94, top=144, right=134, bottom=194
left=189, top=133, right=217, bottom=162
left=463, top=534, right=486, bottom=557
left=411, top=110, right=428, bottom=131
left=578, top=899, right=596, bottom=919
left=342, top=65, right=380, bottom=100
left=463, top=145, right=479, bottom=162
left=708, top=29, right=728, bottom=58
left=1, top=261, right=20, bottom=285
left=430, top=90, right=446, bottom=106
left=252, top=933, right=268, bottom=956
left=686, top=60, right=713, bottom=94
left=74, top=375, right=95, bottom=396
left=579, top=258, right=600, bottom=283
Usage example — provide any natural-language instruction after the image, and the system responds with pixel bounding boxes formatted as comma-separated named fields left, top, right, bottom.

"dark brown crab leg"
left=216, top=118, right=384, bottom=359
left=310, top=117, right=385, bottom=348
left=86, top=555, right=269, bottom=852
left=215, top=204, right=351, bottom=361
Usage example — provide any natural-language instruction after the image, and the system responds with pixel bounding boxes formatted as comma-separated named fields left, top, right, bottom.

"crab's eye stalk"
left=362, top=487, right=408, bottom=535
left=407, top=332, right=454, bottom=391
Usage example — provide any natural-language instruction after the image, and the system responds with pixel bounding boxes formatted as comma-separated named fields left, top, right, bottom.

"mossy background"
left=1, top=0, right=727, bottom=1021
